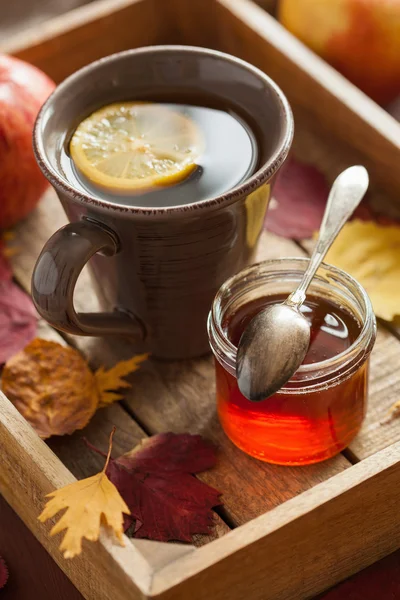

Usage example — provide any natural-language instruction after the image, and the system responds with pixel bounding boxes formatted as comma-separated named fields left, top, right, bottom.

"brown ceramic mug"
left=32, top=46, right=293, bottom=359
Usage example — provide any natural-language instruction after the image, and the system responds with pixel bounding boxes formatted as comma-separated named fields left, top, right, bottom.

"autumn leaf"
left=2, top=339, right=98, bottom=438
left=268, top=158, right=375, bottom=240
left=89, top=433, right=221, bottom=543
left=0, top=236, right=37, bottom=363
left=267, top=158, right=329, bottom=239
left=95, top=354, right=149, bottom=407
left=325, top=220, right=400, bottom=321
left=1, top=339, right=148, bottom=438
left=39, top=429, right=130, bottom=559
left=0, top=254, right=11, bottom=280
left=0, top=280, right=37, bottom=364
left=0, top=556, right=8, bottom=589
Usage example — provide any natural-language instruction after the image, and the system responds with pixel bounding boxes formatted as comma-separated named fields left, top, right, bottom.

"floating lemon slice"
left=70, top=102, right=204, bottom=193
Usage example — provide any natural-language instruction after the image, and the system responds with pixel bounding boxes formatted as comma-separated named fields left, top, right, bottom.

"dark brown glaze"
left=31, top=220, right=145, bottom=339
left=32, top=46, right=293, bottom=359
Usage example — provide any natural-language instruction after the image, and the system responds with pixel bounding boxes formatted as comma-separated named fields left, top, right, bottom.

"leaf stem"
left=103, top=427, right=116, bottom=473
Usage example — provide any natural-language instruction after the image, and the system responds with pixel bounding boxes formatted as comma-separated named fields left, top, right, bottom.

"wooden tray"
left=2, top=1, right=400, bottom=599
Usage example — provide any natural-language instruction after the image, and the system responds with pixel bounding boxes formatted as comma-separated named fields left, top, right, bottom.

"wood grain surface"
left=253, top=0, right=277, bottom=14
left=4, top=0, right=175, bottom=82
left=149, top=441, right=400, bottom=600
left=0, top=0, right=91, bottom=42
left=10, top=190, right=350, bottom=530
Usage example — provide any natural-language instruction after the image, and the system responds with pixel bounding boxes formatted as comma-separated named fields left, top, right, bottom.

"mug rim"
left=33, top=45, right=294, bottom=218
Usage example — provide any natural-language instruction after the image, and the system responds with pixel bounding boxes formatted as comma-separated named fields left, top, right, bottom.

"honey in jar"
left=208, top=258, right=377, bottom=465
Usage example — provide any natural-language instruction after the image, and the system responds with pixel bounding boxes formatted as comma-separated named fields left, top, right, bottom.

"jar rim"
left=208, top=257, right=376, bottom=390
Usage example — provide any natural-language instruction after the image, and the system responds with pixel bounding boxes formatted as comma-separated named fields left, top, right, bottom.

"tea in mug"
left=63, top=100, right=259, bottom=207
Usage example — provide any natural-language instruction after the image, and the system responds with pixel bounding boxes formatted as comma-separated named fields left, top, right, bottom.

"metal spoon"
left=237, top=165, right=369, bottom=402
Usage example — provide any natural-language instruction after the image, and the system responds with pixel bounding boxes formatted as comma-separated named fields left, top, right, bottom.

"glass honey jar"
left=208, top=258, right=377, bottom=465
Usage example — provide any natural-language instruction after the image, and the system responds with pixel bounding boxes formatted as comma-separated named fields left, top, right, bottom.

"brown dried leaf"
left=1, top=339, right=149, bottom=438
left=2, top=339, right=98, bottom=438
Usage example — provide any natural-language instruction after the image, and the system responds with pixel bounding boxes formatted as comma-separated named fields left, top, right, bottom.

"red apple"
left=278, top=0, right=400, bottom=105
left=0, top=55, right=55, bottom=229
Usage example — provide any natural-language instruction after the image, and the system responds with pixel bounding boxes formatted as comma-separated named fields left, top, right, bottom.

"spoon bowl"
left=237, top=303, right=310, bottom=401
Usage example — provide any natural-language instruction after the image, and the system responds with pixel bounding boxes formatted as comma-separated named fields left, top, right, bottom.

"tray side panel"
left=152, top=443, right=400, bottom=600
left=3, top=0, right=177, bottom=82
left=0, top=391, right=153, bottom=600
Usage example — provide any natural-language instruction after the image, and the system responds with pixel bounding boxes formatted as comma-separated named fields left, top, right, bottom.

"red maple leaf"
left=266, top=158, right=378, bottom=240
left=88, top=433, right=221, bottom=543
left=0, top=240, right=37, bottom=364
left=0, top=280, right=37, bottom=364
left=0, top=556, right=9, bottom=589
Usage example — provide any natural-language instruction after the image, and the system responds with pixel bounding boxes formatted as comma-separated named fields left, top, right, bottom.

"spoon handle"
left=287, top=165, right=369, bottom=307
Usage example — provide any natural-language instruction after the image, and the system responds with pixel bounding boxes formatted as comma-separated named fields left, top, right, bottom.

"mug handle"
left=31, top=219, right=145, bottom=339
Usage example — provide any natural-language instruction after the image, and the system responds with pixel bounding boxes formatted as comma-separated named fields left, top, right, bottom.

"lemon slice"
left=70, top=102, right=204, bottom=193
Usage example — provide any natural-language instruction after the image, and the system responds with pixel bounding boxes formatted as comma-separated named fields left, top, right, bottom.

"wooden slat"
left=151, top=442, right=400, bottom=600
left=10, top=190, right=350, bottom=531
left=252, top=0, right=277, bottom=15
left=162, top=0, right=219, bottom=48
left=0, top=0, right=92, bottom=43
left=349, top=331, right=400, bottom=460
left=3, top=0, right=175, bottom=83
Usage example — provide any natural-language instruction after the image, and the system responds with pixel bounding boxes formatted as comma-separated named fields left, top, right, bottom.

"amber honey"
left=208, top=259, right=377, bottom=465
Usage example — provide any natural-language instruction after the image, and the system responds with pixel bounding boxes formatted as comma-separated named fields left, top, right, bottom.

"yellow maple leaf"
left=324, top=220, right=400, bottom=322
left=38, top=429, right=130, bottom=559
left=95, top=353, right=149, bottom=407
